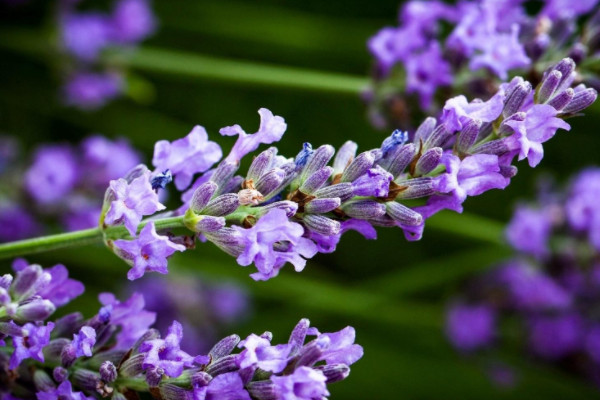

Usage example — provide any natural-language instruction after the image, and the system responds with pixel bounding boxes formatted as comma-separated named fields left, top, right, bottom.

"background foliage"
left=1, top=0, right=600, bottom=398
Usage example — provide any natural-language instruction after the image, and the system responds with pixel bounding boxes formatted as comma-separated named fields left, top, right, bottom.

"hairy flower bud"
left=414, top=148, right=442, bottom=176
left=202, top=194, right=240, bottom=217
left=562, top=88, right=598, bottom=114
left=341, top=152, right=375, bottom=182
left=209, top=334, right=241, bottom=360
left=301, top=145, right=335, bottom=182
left=332, top=141, right=358, bottom=176
left=302, top=214, right=341, bottom=236
left=547, top=88, right=574, bottom=111
left=247, top=148, right=277, bottom=182
left=537, top=70, right=562, bottom=103
left=386, top=202, right=423, bottom=226
left=304, top=198, right=341, bottom=214
left=300, top=167, right=333, bottom=194
left=100, top=361, right=117, bottom=383
left=190, top=181, right=218, bottom=213
left=341, top=200, right=386, bottom=220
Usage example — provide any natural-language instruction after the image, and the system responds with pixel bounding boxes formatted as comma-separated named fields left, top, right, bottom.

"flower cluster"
left=58, top=0, right=156, bottom=109
left=0, top=135, right=140, bottom=241
left=125, top=274, right=250, bottom=355
left=0, top=260, right=361, bottom=399
left=102, top=58, right=597, bottom=282
left=446, top=168, right=600, bottom=388
left=366, top=0, right=600, bottom=128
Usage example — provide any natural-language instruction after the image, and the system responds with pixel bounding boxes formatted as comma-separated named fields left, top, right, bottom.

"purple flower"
left=504, top=104, right=571, bottom=167
left=441, top=92, right=505, bottom=132
left=37, top=380, right=89, bottom=400
left=309, top=219, right=376, bottom=254
left=496, top=261, right=571, bottom=311
left=435, top=153, right=509, bottom=212
left=140, top=320, right=194, bottom=378
left=469, top=25, right=530, bottom=79
left=98, top=292, right=156, bottom=349
left=446, top=304, right=495, bottom=351
left=405, top=42, right=453, bottom=110
left=233, top=209, right=318, bottom=281
left=111, top=0, right=156, bottom=43
left=81, top=135, right=141, bottom=188
left=152, top=125, right=222, bottom=190
left=114, top=222, right=186, bottom=280
left=237, top=333, right=291, bottom=373
left=586, top=326, right=600, bottom=364
left=271, top=366, right=329, bottom=400
left=528, top=314, right=583, bottom=359
left=367, top=25, right=426, bottom=74
left=25, top=145, right=79, bottom=205
left=104, top=170, right=165, bottom=236
left=565, top=169, right=600, bottom=250
left=62, top=200, right=101, bottom=231
left=352, top=166, right=392, bottom=197
left=10, top=322, right=54, bottom=369
left=63, top=72, right=123, bottom=110
left=220, top=108, right=287, bottom=164
left=71, top=326, right=96, bottom=357
left=36, top=263, right=84, bottom=307
left=541, top=0, right=600, bottom=19
left=0, top=204, right=39, bottom=241
left=60, top=13, right=112, bottom=61
left=505, top=206, right=553, bottom=258
left=193, top=372, right=251, bottom=400
left=317, top=326, right=363, bottom=366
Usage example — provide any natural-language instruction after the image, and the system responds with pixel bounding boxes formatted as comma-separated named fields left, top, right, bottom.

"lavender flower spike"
left=104, top=169, right=166, bottom=235
left=220, top=108, right=287, bottom=164
left=114, top=222, right=186, bottom=280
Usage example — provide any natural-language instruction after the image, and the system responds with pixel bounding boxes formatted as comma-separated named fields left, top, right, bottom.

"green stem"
left=110, top=47, right=367, bottom=95
left=0, top=216, right=186, bottom=260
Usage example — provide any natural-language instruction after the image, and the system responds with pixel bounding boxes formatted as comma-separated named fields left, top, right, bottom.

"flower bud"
left=414, top=148, right=442, bottom=176
left=537, top=70, right=562, bottom=103
left=380, top=143, right=417, bottom=178
left=160, top=383, right=191, bottom=400
left=11, top=264, right=48, bottom=301
left=211, top=161, right=239, bottom=196
left=209, top=334, right=241, bottom=360
left=471, top=139, right=509, bottom=155
left=119, top=353, right=145, bottom=377
left=72, top=369, right=101, bottom=391
left=562, top=88, right=598, bottom=114
left=0, top=274, right=13, bottom=290
left=16, top=298, right=55, bottom=321
left=386, top=202, right=423, bottom=226
left=100, top=361, right=118, bottom=383
left=394, top=178, right=436, bottom=200
left=413, top=116, right=437, bottom=144
left=547, top=88, right=574, bottom=110
left=288, top=318, right=310, bottom=356
left=342, top=200, right=386, bottom=220
left=53, top=312, right=84, bottom=337
left=332, top=141, right=358, bottom=176
left=341, top=152, right=375, bottom=182
left=551, top=58, right=576, bottom=90
left=503, top=81, right=532, bottom=117
left=202, top=194, right=240, bottom=217
left=190, top=181, right=218, bottom=213
left=53, top=367, right=68, bottom=383
left=294, top=142, right=313, bottom=168
left=255, top=201, right=298, bottom=218
left=195, top=216, right=226, bottom=233
left=300, top=167, right=333, bottom=194
left=301, top=145, right=335, bottom=181
left=456, top=119, right=482, bottom=153
left=247, top=148, right=277, bottom=182
left=315, top=363, right=351, bottom=383
left=497, top=112, right=525, bottom=137
left=304, top=198, right=341, bottom=214
left=424, top=124, right=452, bottom=149
left=34, top=370, right=56, bottom=392
left=255, top=168, right=286, bottom=196
left=61, top=344, right=77, bottom=368
left=314, top=183, right=354, bottom=202
left=302, top=215, right=341, bottom=236
left=221, top=175, right=245, bottom=195
left=247, top=381, right=277, bottom=400
left=205, top=354, right=238, bottom=376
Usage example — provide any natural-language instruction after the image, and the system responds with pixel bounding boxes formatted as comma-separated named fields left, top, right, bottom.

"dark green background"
left=1, top=1, right=600, bottom=398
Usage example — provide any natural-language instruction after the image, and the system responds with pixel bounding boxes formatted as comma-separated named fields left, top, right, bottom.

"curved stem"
left=0, top=216, right=186, bottom=260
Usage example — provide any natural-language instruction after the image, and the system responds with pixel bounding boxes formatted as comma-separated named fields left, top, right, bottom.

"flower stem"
left=0, top=216, right=186, bottom=260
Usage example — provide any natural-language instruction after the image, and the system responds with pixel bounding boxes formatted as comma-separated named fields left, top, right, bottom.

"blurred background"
left=1, top=0, right=600, bottom=398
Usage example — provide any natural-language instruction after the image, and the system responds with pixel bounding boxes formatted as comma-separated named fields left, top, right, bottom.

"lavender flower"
left=104, top=170, right=165, bottom=235
left=113, top=221, right=186, bottom=280
left=446, top=304, right=495, bottom=351
left=110, top=0, right=156, bottom=43
left=367, top=0, right=600, bottom=129
left=220, top=108, right=287, bottom=164
left=233, top=209, right=318, bottom=281
left=63, top=72, right=123, bottom=110
left=153, top=125, right=222, bottom=190
left=446, top=167, right=600, bottom=387
left=10, top=322, right=54, bottom=369
left=25, top=145, right=79, bottom=205
left=0, top=268, right=361, bottom=399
